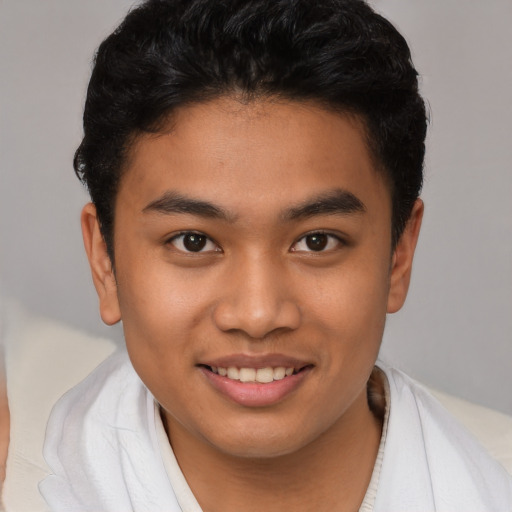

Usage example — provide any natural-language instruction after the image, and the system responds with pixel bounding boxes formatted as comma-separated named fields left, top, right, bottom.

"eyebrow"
left=282, top=189, right=366, bottom=221
left=143, top=188, right=365, bottom=222
left=143, top=191, right=234, bottom=221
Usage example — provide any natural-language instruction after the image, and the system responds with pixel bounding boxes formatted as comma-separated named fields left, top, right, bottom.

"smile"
left=199, top=360, right=312, bottom=407
left=209, top=366, right=295, bottom=383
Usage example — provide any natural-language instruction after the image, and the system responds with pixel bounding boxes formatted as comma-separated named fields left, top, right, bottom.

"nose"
left=213, top=255, right=301, bottom=339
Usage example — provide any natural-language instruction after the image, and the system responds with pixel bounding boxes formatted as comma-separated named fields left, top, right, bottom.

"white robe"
left=40, top=350, right=512, bottom=512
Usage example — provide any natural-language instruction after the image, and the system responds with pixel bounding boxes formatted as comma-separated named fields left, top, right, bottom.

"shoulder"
left=40, top=349, right=179, bottom=511
left=43, top=349, right=147, bottom=455
left=375, top=363, right=512, bottom=512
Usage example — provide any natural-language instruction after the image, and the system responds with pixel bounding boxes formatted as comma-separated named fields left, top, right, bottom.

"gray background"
left=1, top=0, right=511, bottom=414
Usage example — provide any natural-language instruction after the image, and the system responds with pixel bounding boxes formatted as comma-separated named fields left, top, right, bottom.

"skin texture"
left=82, top=97, right=423, bottom=512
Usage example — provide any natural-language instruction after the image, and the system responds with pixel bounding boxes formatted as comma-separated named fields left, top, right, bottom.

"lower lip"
left=199, top=367, right=311, bottom=407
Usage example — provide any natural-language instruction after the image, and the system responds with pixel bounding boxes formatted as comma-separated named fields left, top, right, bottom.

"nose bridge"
left=213, top=250, right=301, bottom=338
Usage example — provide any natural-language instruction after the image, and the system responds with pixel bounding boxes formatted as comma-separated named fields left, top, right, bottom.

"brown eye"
left=305, top=234, right=328, bottom=251
left=168, top=232, right=219, bottom=253
left=291, top=232, right=343, bottom=253
left=183, top=233, right=207, bottom=252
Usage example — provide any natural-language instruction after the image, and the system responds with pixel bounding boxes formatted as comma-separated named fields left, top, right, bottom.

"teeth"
left=213, top=366, right=296, bottom=383
left=256, top=367, right=274, bottom=383
left=227, top=367, right=239, bottom=379
left=239, top=368, right=256, bottom=382
left=273, top=367, right=286, bottom=380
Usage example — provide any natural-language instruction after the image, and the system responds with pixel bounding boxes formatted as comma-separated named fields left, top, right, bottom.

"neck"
left=163, top=379, right=384, bottom=512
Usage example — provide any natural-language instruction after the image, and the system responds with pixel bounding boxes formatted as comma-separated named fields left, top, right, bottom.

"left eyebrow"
left=282, top=189, right=366, bottom=221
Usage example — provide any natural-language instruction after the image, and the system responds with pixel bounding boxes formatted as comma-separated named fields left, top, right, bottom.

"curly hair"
left=75, top=0, right=427, bottom=260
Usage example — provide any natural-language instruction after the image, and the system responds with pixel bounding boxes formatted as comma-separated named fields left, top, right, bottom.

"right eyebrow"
left=142, top=191, right=235, bottom=221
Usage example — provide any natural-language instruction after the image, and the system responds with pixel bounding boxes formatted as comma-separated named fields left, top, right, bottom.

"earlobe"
left=387, top=199, right=424, bottom=314
left=81, top=203, right=121, bottom=325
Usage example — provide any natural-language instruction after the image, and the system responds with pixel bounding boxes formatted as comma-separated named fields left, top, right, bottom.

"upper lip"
left=200, top=353, right=312, bottom=370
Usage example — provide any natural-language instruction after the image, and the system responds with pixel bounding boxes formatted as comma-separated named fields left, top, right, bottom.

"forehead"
left=119, top=97, right=391, bottom=219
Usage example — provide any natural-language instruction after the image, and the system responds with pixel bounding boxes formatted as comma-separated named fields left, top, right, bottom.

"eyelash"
left=166, top=231, right=221, bottom=253
left=166, top=230, right=345, bottom=254
left=291, top=231, right=346, bottom=253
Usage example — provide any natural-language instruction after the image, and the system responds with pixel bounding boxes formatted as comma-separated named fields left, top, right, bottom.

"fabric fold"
left=40, top=351, right=181, bottom=512
left=40, top=351, right=512, bottom=511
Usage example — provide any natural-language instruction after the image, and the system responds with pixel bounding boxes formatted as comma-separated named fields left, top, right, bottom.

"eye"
left=291, top=232, right=343, bottom=252
left=167, top=232, right=220, bottom=253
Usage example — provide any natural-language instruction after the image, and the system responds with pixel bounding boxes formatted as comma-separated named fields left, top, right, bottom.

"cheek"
left=307, top=256, right=390, bottom=334
left=115, top=254, right=206, bottom=359
left=301, top=256, right=390, bottom=393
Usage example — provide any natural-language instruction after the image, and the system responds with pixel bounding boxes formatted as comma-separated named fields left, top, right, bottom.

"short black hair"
left=75, top=0, right=427, bottom=260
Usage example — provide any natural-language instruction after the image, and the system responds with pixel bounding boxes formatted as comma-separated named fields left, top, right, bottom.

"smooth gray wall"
left=1, top=0, right=511, bottom=414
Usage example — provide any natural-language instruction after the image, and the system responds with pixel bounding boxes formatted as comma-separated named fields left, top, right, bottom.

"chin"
left=200, top=419, right=323, bottom=461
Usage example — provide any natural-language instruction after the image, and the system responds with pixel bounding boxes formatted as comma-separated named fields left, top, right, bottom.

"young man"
left=40, top=0, right=512, bottom=510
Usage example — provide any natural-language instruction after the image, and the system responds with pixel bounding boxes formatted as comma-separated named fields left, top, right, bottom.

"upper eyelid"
left=295, top=230, right=345, bottom=242
left=291, top=231, right=346, bottom=251
left=166, top=231, right=221, bottom=251
left=166, top=230, right=213, bottom=241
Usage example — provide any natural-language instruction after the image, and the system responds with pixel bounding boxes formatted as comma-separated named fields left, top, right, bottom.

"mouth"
left=197, top=358, right=313, bottom=407
left=199, top=364, right=309, bottom=384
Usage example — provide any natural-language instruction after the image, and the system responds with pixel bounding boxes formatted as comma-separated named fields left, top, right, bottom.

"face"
left=83, top=97, right=422, bottom=459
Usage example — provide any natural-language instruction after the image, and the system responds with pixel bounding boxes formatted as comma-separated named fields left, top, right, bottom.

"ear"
left=81, top=203, right=121, bottom=325
left=387, top=199, right=424, bottom=314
